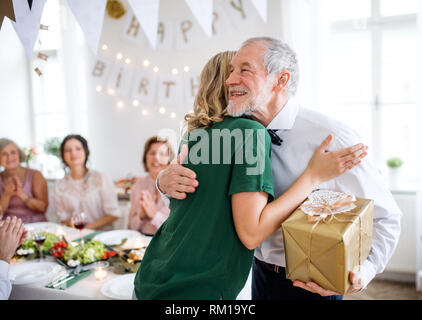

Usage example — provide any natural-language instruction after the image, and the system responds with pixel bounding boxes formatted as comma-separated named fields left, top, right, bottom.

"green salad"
left=17, top=232, right=61, bottom=254
left=63, top=240, right=107, bottom=265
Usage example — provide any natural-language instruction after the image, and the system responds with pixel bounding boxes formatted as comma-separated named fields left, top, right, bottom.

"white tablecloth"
left=9, top=224, right=135, bottom=300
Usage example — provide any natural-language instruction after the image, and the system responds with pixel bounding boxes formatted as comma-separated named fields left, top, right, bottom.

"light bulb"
left=96, top=85, right=102, bottom=92
left=143, top=59, right=150, bottom=67
left=171, top=68, right=178, bottom=75
left=159, top=107, right=166, bottom=114
left=153, top=66, right=159, bottom=73
left=132, top=99, right=139, bottom=107
left=183, top=66, right=190, bottom=72
left=116, top=52, right=123, bottom=60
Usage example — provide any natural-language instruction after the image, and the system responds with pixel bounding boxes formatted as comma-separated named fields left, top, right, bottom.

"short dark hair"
left=60, top=134, right=90, bottom=168
left=142, top=136, right=175, bottom=172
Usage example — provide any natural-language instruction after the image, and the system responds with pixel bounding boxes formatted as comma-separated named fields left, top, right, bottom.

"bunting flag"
left=27, top=0, right=33, bottom=10
left=127, top=0, right=160, bottom=49
left=0, top=0, right=16, bottom=29
left=11, top=0, right=46, bottom=58
left=184, top=0, right=213, bottom=38
left=66, top=0, right=107, bottom=55
left=250, top=0, right=267, bottom=22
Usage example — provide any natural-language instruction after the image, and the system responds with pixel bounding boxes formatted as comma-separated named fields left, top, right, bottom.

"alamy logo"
left=176, top=128, right=267, bottom=175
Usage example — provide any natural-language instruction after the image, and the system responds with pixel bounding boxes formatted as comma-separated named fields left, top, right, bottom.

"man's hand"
left=157, top=144, right=198, bottom=200
left=292, top=271, right=364, bottom=296
left=0, top=216, right=26, bottom=263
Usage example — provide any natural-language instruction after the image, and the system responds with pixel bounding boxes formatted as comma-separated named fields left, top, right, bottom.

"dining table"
left=9, top=222, right=150, bottom=300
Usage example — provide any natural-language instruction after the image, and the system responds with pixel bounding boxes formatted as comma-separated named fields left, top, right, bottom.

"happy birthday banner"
left=90, top=0, right=268, bottom=113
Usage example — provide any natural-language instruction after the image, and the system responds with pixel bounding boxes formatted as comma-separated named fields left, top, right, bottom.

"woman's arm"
left=86, top=214, right=118, bottom=230
left=0, top=178, right=16, bottom=215
left=17, top=171, right=48, bottom=213
left=232, top=135, right=367, bottom=250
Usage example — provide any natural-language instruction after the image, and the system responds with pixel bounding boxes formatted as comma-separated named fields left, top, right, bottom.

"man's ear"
left=274, top=72, right=290, bottom=93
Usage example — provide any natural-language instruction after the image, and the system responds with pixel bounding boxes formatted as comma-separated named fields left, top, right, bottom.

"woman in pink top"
left=0, top=139, right=48, bottom=223
left=128, top=137, right=175, bottom=236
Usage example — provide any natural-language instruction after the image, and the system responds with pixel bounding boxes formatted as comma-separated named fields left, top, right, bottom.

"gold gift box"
left=281, top=197, right=373, bottom=294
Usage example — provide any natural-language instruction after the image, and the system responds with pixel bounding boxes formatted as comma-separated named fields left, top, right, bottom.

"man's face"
left=226, top=43, right=276, bottom=117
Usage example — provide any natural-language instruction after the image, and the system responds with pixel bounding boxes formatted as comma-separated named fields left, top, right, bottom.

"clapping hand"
left=0, top=216, right=27, bottom=263
left=139, top=191, right=157, bottom=219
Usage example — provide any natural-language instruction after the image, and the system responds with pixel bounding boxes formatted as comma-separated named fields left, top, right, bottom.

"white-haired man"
left=157, top=37, right=401, bottom=300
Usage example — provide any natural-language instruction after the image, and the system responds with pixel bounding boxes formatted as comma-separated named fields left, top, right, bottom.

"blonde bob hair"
left=0, top=138, right=26, bottom=164
left=184, top=51, right=236, bottom=132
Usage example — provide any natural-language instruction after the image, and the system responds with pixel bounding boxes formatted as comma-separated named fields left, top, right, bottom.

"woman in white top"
left=54, top=135, right=120, bottom=230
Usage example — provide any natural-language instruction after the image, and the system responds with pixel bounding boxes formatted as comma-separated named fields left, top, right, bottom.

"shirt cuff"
left=358, top=259, right=377, bottom=290
left=155, top=174, right=170, bottom=203
left=0, top=260, right=10, bottom=278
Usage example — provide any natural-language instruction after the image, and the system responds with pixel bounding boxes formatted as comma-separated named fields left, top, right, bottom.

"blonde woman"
left=133, top=51, right=367, bottom=300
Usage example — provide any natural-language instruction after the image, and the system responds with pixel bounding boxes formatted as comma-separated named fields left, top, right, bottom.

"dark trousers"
left=251, top=257, right=343, bottom=300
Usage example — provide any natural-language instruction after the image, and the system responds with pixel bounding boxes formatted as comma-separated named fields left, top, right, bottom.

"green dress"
left=134, top=117, right=274, bottom=299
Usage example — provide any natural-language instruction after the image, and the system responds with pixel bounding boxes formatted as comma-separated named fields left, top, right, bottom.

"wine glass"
left=33, top=231, right=46, bottom=262
left=71, top=212, right=88, bottom=246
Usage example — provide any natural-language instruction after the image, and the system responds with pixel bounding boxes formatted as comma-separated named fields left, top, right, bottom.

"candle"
left=56, top=226, right=66, bottom=239
left=94, top=267, right=107, bottom=280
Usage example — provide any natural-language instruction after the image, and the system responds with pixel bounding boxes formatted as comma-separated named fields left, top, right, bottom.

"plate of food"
left=93, top=230, right=151, bottom=249
left=9, top=261, right=65, bottom=285
left=109, top=247, right=146, bottom=274
left=15, top=232, right=62, bottom=259
left=101, top=273, right=136, bottom=300
left=51, top=239, right=117, bottom=268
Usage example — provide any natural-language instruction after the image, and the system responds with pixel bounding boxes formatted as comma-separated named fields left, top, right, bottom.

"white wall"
left=84, top=0, right=283, bottom=180
left=0, top=19, right=33, bottom=148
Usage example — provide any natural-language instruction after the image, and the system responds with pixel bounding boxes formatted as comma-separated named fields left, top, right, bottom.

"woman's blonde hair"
left=184, top=51, right=236, bottom=132
left=0, top=138, right=26, bottom=163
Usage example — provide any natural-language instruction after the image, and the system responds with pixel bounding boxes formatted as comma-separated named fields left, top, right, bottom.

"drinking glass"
left=71, top=212, right=88, bottom=246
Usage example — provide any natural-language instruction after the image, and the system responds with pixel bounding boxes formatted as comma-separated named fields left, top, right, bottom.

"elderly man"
left=157, top=37, right=401, bottom=300
left=0, top=216, right=27, bottom=300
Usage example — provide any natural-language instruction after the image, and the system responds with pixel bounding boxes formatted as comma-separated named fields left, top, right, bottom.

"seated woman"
left=0, top=138, right=48, bottom=223
left=128, top=137, right=175, bottom=236
left=54, top=134, right=120, bottom=230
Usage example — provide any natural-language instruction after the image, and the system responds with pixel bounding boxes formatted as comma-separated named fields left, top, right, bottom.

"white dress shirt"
left=54, top=170, right=121, bottom=223
left=0, top=260, right=11, bottom=300
left=254, top=98, right=402, bottom=289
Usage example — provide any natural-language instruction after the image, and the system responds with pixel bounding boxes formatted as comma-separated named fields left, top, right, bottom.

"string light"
left=107, top=88, right=115, bottom=96
left=171, top=68, right=178, bottom=75
left=159, top=107, right=166, bottom=114
left=153, top=66, right=159, bottom=73
left=101, top=44, right=108, bottom=51
left=183, top=66, right=190, bottom=72
left=96, top=85, right=102, bottom=92
left=125, top=58, right=131, bottom=64
left=142, top=109, right=149, bottom=116
left=117, top=101, right=124, bottom=109
left=143, top=59, right=150, bottom=67
left=132, top=99, right=139, bottom=107
left=170, top=112, right=176, bottom=118
left=116, top=52, right=123, bottom=60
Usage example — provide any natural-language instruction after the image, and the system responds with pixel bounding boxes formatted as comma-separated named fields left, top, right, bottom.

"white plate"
left=101, top=273, right=136, bottom=300
left=93, top=229, right=152, bottom=249
left=9, top=261, right=65, bottom=285
left=24, top=222, right=61, bottom=234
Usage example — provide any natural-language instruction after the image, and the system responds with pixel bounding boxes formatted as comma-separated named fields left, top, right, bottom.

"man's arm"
left=0, top=260, right=11, bottom=300
left=156, top=144, right=198, bottom=200
left=294, top=131, right=402, bottom=295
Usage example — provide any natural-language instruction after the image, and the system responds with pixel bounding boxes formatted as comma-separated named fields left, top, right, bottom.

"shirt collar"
left=266, top=98, right=299, bottom=130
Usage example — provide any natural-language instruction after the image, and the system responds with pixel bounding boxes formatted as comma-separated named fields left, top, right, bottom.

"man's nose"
left=226, top=71, right=240, bottom=86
